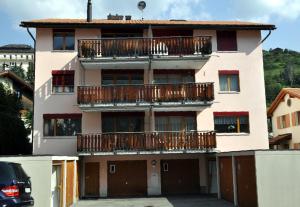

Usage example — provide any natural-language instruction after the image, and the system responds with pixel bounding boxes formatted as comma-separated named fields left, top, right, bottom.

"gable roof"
left=0, top=44, right=34, bottom=53
left=0, top=71, right=33, bottom=93
left=267, top=88, right=300, bottom=116
left=20, top=19, right=276, bottom=30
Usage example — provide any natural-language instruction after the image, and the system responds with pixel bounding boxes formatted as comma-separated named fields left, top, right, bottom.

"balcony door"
left=155, top=112, right=196, bottom=132
left=102, top=112, right=144, bottom=133
left=102, top=70, right=144, bottom=85
left=153, top=70, right=195, bottom=84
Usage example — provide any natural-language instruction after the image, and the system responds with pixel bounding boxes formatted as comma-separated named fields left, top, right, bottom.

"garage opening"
left=107, top=160, right=147, bottom=197
left=219, top=157, right=234, bottom=203
left=161, top=159, right=200, bottom=195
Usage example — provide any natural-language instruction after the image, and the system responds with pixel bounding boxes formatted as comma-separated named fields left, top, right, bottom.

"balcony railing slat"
left=77, top=131, right=216, bottom=153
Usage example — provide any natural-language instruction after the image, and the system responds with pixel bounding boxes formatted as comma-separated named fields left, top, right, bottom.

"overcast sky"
left=0, top=0, right=299, bottom=51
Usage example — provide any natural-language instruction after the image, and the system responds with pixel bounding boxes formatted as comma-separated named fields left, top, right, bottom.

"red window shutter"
left=218, top=70, right=239, bottom=75
left=52, top=70, right=74, bottom=86
left=217, top=31, right=237, bottom=51
left=277, top=117, right=281, bottom=129
left=292, top=112, right=296, bottom=126
left=285, top=114, right=291, bottom=128
left=213, top=111, right=248, bottom=117
left=43, top=113, right=82, bottom=119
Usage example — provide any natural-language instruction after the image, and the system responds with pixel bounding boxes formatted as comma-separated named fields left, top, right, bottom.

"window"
left=102, top=70, right=143, bottom=85
left=277, top=114, right=290, bottom=129
left=162, top=162, right=168, bottom=172
left=102, top=112, right=144, bottom=133
left=3, top=55, right=6, bottom=58
left=9, top=55, right=12, bottom=59
left=155, top=112, right=196, bottom=132
left=109, top=164, right=116, bottom=174
left=53, top=29, right=75, bottom=50
left=292, top=111, right=300, bottom=126
left=214, top=112, right=249, bottom=133
left=219, top=71, right=239, bottom=92
left=217, top=31, right=237, bottom=51
left=153, top=70, right=194, bottom=84
left=43, top=114, right=82, bottom=136
left=52, top=70, right=74, bottom=93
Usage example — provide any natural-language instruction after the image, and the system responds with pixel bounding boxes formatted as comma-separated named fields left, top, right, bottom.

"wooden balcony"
left=77, top=82, right=214, bottom=109
left=77, top=131, right=216, bottom=154
left=78, top=36, right=212, bottom=59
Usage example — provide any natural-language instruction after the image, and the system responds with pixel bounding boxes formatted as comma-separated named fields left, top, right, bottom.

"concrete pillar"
left=147, top=158, right=161, bottom=195
left=63, top=160, right=67, bottom=207
left=99, top=160, right=107, bottom=197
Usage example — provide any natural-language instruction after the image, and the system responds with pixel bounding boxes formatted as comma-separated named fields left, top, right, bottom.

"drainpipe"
left=26, top=27, right=36, bottom=153
left=260, top=30, right=272, bottom=44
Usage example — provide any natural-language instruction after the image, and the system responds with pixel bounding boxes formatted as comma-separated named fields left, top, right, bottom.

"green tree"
left=0, top=83, right=31, bottom=155
left=10, top=65, right=26, bottom=79
left=26, top=62, right=34, bottom=86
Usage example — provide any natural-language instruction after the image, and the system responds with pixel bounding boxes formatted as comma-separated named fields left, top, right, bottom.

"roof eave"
left=20, top=22, right=276, bottom=31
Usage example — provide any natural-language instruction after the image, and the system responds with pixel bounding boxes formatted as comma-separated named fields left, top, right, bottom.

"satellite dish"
left=138, top=1, right=146, bottom=11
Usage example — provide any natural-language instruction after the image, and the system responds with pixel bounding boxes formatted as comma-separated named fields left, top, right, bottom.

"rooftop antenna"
left=137, top=1, right=146, bottom=20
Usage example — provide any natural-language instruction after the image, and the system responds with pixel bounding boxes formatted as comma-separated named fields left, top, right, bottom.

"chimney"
left=87, top=0, right=92, bottom=22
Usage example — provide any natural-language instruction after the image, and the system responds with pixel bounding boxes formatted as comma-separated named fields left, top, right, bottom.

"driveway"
left=76, top=195, right=234, bottom=207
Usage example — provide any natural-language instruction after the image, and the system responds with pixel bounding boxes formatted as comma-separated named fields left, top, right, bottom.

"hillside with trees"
left=264, top=48, right=300, bottom=106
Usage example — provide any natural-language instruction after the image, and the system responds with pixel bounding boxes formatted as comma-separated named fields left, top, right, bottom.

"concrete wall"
left=0, top=156, right=52, bottom=207
left=271, top=93, right=300, bottom=148
left=255, top=151, right=300, bottom=207
left=33, top=27, right=268, bottom=156
left=82, top=154, right=208, bottom=197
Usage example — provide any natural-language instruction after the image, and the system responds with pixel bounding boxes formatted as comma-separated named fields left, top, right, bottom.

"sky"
left=0, top=0, right=299, bottom=51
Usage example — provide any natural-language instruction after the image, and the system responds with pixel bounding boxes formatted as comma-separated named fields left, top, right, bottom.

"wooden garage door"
left=85, top=162, right=99, bottom=197
left=219, top=157, right=234, bottom=203
left=236, top=156, right=258, bottom=207
left=161, top=159, right=200, bottom=195
left=108, top=160, right=147, bottom=197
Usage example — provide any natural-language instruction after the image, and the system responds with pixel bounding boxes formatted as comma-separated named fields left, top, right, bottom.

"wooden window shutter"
left=285, top=114, right=291, bottom=128
left=292, top=112, right=296, bottom=126
left=217, top=31, right=237, bottom=51
left=277, top=116, right=281, bottom=129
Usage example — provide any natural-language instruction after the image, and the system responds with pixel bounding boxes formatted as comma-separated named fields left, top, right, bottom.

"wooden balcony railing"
left=78, top=36, right=212, bottom=58
left=77, top=83, right=214, bottom=105
left=77, top=131, right=216, bottom=153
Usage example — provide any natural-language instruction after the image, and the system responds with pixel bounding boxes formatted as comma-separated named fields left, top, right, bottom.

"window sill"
left=43, top=136, right=77, bottom=139
left=218, top=91, right=240, bottom=94
left=52, top=50, right=76, bottom=53
left=51, top=92, right=75, bottom=95
left=216, top=51, right=239, bottom=53
left=216, top=133, right=250, bottom=136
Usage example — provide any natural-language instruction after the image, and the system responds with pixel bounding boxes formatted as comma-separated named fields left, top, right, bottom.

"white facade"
left=32, top=27, right=269, bottom=156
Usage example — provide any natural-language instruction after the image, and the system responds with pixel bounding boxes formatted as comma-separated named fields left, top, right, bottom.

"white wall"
left=255, top=151, right=300, bottom=207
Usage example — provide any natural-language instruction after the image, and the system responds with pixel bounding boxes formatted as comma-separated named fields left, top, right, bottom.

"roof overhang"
left=269, top=133, right=292, bottom=145
left=20, top=19, right=276, bottom=31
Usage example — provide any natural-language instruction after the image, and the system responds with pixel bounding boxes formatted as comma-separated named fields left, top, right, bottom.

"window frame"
left=219, top=70, right=240, bottom=92
left=53, top=29, right=75, bottom=51
left=214, top=112, right=250, bottom=133
left=43, top=113, right=82, bottom=137
left=101, top=70, right=144, bottom=85
left=52, top=70, right=75, bottom=94
left=154, top=112, right=196, bottom=132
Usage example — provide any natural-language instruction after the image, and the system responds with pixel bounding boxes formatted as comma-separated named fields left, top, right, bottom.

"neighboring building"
left=268, top=88, right=300, bottom=149
left=0, top=70, right=33, bottom=115
left=20, top=1, right=275, bottom=198
left=0, top=44, right=34, bottom=72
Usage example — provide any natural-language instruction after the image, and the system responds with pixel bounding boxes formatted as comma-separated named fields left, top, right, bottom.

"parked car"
left=0, top=162, right=34, bottom=207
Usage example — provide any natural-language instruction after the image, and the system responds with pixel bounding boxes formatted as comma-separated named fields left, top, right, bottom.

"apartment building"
left=20, top=1, right=275, bottom=198
left=0, top=44, right=34, bottom=72
left=268, top=88, right=300, bottom=149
